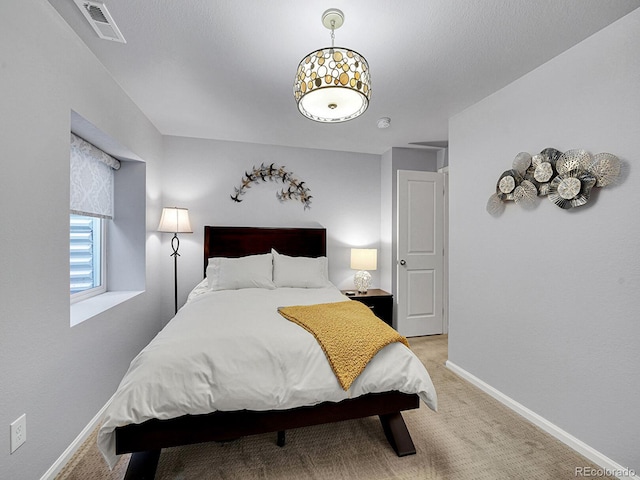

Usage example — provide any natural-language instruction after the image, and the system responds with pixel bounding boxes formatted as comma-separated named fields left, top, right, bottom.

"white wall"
left=0, top=1, right=166, bottom=479
left=380, top=149, right=394, bottom=292
left=448, top=9, right=640, bottom=473
left=161, top=136, right=382, bottom=313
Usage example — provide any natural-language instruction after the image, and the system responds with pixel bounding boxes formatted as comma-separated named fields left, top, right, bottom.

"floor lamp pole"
left=170, top=233, right=180, bottom=315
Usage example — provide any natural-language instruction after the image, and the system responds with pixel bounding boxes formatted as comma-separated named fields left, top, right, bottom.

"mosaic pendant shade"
left=293, top=9, right=370, bottom=123
left=294, top=47, right=370, bottom=122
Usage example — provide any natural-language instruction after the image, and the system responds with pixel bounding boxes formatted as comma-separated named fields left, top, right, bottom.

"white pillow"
left=272, top=249, right=331, bottom=288
left=206, top=253, right=275, bottom=291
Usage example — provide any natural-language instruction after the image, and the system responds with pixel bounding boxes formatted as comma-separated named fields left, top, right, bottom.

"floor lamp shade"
left=158, top=207, right=192, bottom=233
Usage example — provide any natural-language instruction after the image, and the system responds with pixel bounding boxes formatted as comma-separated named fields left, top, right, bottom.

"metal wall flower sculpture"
left=231, top=163, right=312, bottom=210
left=487, top=148, right=620, bottom=216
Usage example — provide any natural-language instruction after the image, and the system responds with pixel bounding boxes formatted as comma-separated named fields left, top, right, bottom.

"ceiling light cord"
left=330, top=21, right=335, bottom=48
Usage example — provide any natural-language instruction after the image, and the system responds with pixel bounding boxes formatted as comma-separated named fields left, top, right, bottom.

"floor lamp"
left=158, top=207, right=192, bottom=314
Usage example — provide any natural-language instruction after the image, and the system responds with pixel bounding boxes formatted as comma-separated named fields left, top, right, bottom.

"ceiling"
left=48, top=0, right=640, bottom=155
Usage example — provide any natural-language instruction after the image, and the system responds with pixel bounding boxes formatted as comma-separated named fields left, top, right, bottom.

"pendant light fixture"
left=293, top=8, right=371, bottom=123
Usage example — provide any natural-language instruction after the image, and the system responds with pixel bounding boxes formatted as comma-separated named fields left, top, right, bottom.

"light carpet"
left=56, top=335, right=614, bottom=479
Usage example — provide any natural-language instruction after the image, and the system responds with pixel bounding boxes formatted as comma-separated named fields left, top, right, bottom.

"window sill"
left=70, top=290, right=143, bottom=327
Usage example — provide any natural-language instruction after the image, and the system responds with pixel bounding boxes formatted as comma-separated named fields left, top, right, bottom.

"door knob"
left=399, top=259, right=406, bottom=266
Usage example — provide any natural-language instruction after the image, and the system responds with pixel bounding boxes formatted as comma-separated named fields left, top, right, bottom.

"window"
left=70, top=214, right=106, bottom=300
left=68, top=112, right=146, bottom=326
left=69, top=132, right=119, bottom=302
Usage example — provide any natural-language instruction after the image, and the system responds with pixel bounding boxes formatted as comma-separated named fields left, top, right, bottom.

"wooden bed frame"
left=115, top=226, right=420, bottom=479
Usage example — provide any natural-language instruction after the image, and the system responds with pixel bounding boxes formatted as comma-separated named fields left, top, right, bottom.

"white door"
left=397, top=170, right=444, bottom=337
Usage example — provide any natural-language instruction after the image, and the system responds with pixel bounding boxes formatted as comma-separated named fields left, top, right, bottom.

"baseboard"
left=40, top=393, right=115, bottom=480
left=445, top=361, right=638, bottom=480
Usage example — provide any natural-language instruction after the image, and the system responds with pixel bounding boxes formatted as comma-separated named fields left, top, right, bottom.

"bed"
left=99, top=226, right=437, bottom=479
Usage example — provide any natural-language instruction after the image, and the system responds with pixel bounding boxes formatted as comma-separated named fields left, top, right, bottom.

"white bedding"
left=97, top=284, right=437, bottom=468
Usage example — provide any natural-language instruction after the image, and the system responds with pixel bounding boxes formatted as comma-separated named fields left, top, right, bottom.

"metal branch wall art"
left=487, top=148, right=620, bottom=216
left=231, top=163, right=312, bottom=210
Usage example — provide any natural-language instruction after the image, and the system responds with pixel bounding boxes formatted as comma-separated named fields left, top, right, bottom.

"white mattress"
left=97, top=284, right=437, bottom=468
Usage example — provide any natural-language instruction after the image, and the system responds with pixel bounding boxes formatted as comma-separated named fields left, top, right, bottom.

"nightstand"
left=341, top=289, right=393, bottom=328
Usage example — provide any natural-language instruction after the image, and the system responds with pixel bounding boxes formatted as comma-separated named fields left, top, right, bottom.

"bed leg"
left=379, top=412, right=416, bottom=457
left=276, top=430, right=286, bottom=447
left=123, top=449, right=161, bottom=480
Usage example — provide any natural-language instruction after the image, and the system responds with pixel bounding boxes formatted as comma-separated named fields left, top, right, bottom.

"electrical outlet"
left=10, top=414, right=26, bottom=453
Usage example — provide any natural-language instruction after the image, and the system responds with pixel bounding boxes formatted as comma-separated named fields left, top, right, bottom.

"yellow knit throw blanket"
left=278, top=301, right=410, bottom=391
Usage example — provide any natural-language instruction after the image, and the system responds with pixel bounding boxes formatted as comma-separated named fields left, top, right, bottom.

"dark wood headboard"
left=203, top=226, right=326, bottom=275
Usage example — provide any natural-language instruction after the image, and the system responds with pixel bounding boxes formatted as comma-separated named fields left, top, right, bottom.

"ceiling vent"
left=73, top=1, right=126, bottom=43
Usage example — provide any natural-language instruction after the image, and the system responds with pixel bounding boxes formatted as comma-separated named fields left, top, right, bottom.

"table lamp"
left=350, top=248, right=377, bottom=293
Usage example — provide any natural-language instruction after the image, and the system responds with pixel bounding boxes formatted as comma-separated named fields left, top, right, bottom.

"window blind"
left=70, top=133, right=120, bottom=219
left=70, top=215, right=102, bottom=294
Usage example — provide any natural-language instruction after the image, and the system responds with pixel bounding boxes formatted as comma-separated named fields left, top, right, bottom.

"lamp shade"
left=158, top=207, right=192, bottom=233
left=294, top=47, right=371, bottom=123
left=350, top=248, right=377, bottom=271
